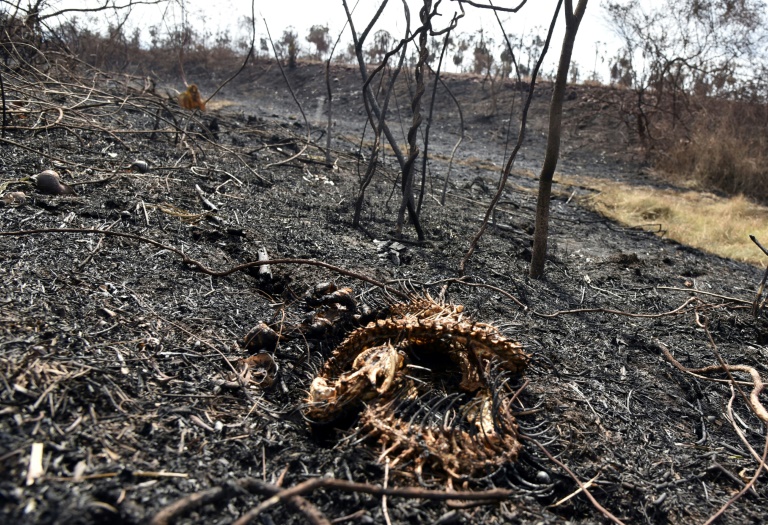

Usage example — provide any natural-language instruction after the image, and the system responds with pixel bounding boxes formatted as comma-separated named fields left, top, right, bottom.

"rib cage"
left=304, top=298, right=530, bottom=479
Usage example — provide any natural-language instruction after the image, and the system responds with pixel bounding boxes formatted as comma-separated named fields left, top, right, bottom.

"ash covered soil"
left=1, top=59, right=767, bottom=525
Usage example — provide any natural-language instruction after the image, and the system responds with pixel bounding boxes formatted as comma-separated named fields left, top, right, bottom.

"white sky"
left=58, top=0, right=640, bottom=78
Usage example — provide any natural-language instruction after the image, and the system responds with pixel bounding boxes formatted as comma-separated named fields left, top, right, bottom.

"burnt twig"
left=0, top=228, right=409, bottom=300
left=653, top=339, right=767, bottom=423
left=232, top=476, right=514, bottom=525
left=702, top=389, right=768, bottom=525
left=524, top=436, right=627, bottom=525
left=534, top=296, right=701, bottom=319
left=149, top=477, right=329, bottom=525
left=194, top=184, right=218, bottom=211
left=434, top=68, right=465, bottom=206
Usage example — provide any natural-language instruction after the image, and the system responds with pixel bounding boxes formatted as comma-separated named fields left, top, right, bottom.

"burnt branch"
left=524, top=436, right=627, bottom=525
left=232, top=476, right=515, bottom=525
left=353, top=50, right=407, bottom=228
left=149, top=477, right=329, bottom=525
left=395, top=0, right=432, bottom=240
left=263, top=19, right=311, bottom=168
left=459, top=0, right=562, bottom=275
left=451, top=0, right=528, bottom=12
left=0, top=228, right=410, bottom=300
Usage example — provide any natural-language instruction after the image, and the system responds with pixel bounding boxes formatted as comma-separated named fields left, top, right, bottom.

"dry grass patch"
left=578, top=179, right=768, bottom=266
left=654, top=99, right=768, bottom=205
left=206, top=98, right=235, bottom=111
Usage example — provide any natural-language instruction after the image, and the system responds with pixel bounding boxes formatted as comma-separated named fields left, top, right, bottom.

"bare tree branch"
left=5, top=0, right=169, bottom=23
left=460, top=0, right=562, bottom=275
left=529, top=0, right=588, bottom=278
left=450, top=0, right=527, bottom=12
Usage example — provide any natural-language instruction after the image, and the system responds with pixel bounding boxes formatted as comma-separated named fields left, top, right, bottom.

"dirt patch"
left=1, top=59, right=767, bottom=524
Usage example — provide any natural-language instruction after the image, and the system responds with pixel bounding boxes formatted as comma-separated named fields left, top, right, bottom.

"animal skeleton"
left=304, top=299, right=530, bottom=479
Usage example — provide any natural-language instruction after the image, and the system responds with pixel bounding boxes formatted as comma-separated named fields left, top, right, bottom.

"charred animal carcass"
left=304, top=298, right=530, bottom=479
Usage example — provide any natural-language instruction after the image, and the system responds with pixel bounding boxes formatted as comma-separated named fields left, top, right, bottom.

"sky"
left=56, top=0, right=640, bottom=80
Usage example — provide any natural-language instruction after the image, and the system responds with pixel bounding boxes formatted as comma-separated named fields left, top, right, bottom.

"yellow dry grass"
left=335, top=144, right=767, bottom=265
left=205, top=99, right=235, bottom=111
left=577, top=178, right=768, bottom=266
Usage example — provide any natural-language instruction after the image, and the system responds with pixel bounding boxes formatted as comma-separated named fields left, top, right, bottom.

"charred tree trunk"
left=529, top=0, right=588, bottom=279
left=396, top=0, right=430, bottom=240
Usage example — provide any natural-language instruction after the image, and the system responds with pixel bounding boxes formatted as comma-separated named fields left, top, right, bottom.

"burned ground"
left=1, top=59, right=767, bottom=524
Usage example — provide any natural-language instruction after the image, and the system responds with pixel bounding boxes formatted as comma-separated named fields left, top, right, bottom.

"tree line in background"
left=9, top=0, right=767, bottom=139
left=2, top=0, right=768, bottom=278
left=605, top=0, right=768, bottom=203
left=54, top=17, right=560, bottom=83
left=28, top=1, right=768, bottom=174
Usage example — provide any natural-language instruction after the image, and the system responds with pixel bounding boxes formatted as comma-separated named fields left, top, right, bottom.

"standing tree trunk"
left=396, top=0, right=430, bottom=240
left=529, top=0, right=588, bottom=279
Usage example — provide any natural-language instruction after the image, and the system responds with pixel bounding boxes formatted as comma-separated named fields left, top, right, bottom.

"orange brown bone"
left=303, top=298, right=530, bottom=479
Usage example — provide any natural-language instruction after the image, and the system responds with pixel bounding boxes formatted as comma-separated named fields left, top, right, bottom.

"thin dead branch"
left=231, top=476, right=514, bottom=525
left=353, top=49, right=407, bottom=228
left=204, top=0, right=256, bottom=104
left=435, top=68, right=465, bottom=205
left=524, top=436, right=627, bottom=525
left=453, top=0, right=528, bottom=12
left=534, top=296, right=701, bottom=319
left=703, top=400, right=768, bottom=525
left=653, top=339, right=768, bottom=423
left=0, top=228, right=409, bottom=300
left=459, top=0, right=561, bottom=275
left=149, top=477, right=329, bottom=525
left=263, top=18, right=311, bottom=168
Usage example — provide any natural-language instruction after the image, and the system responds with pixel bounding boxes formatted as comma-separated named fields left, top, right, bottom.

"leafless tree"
left=278, top=28, right=299, bottom=69
left=343, top=0, right=460, bottom=240
left=529, top=0, right=588, bottom=278
left=604, top=0, right=767, bottom=144
left=366, top=29, right=394, bottom=64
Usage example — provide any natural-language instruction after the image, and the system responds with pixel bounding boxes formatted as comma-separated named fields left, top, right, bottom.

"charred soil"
left=1, top=58, right=767, bottom=525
